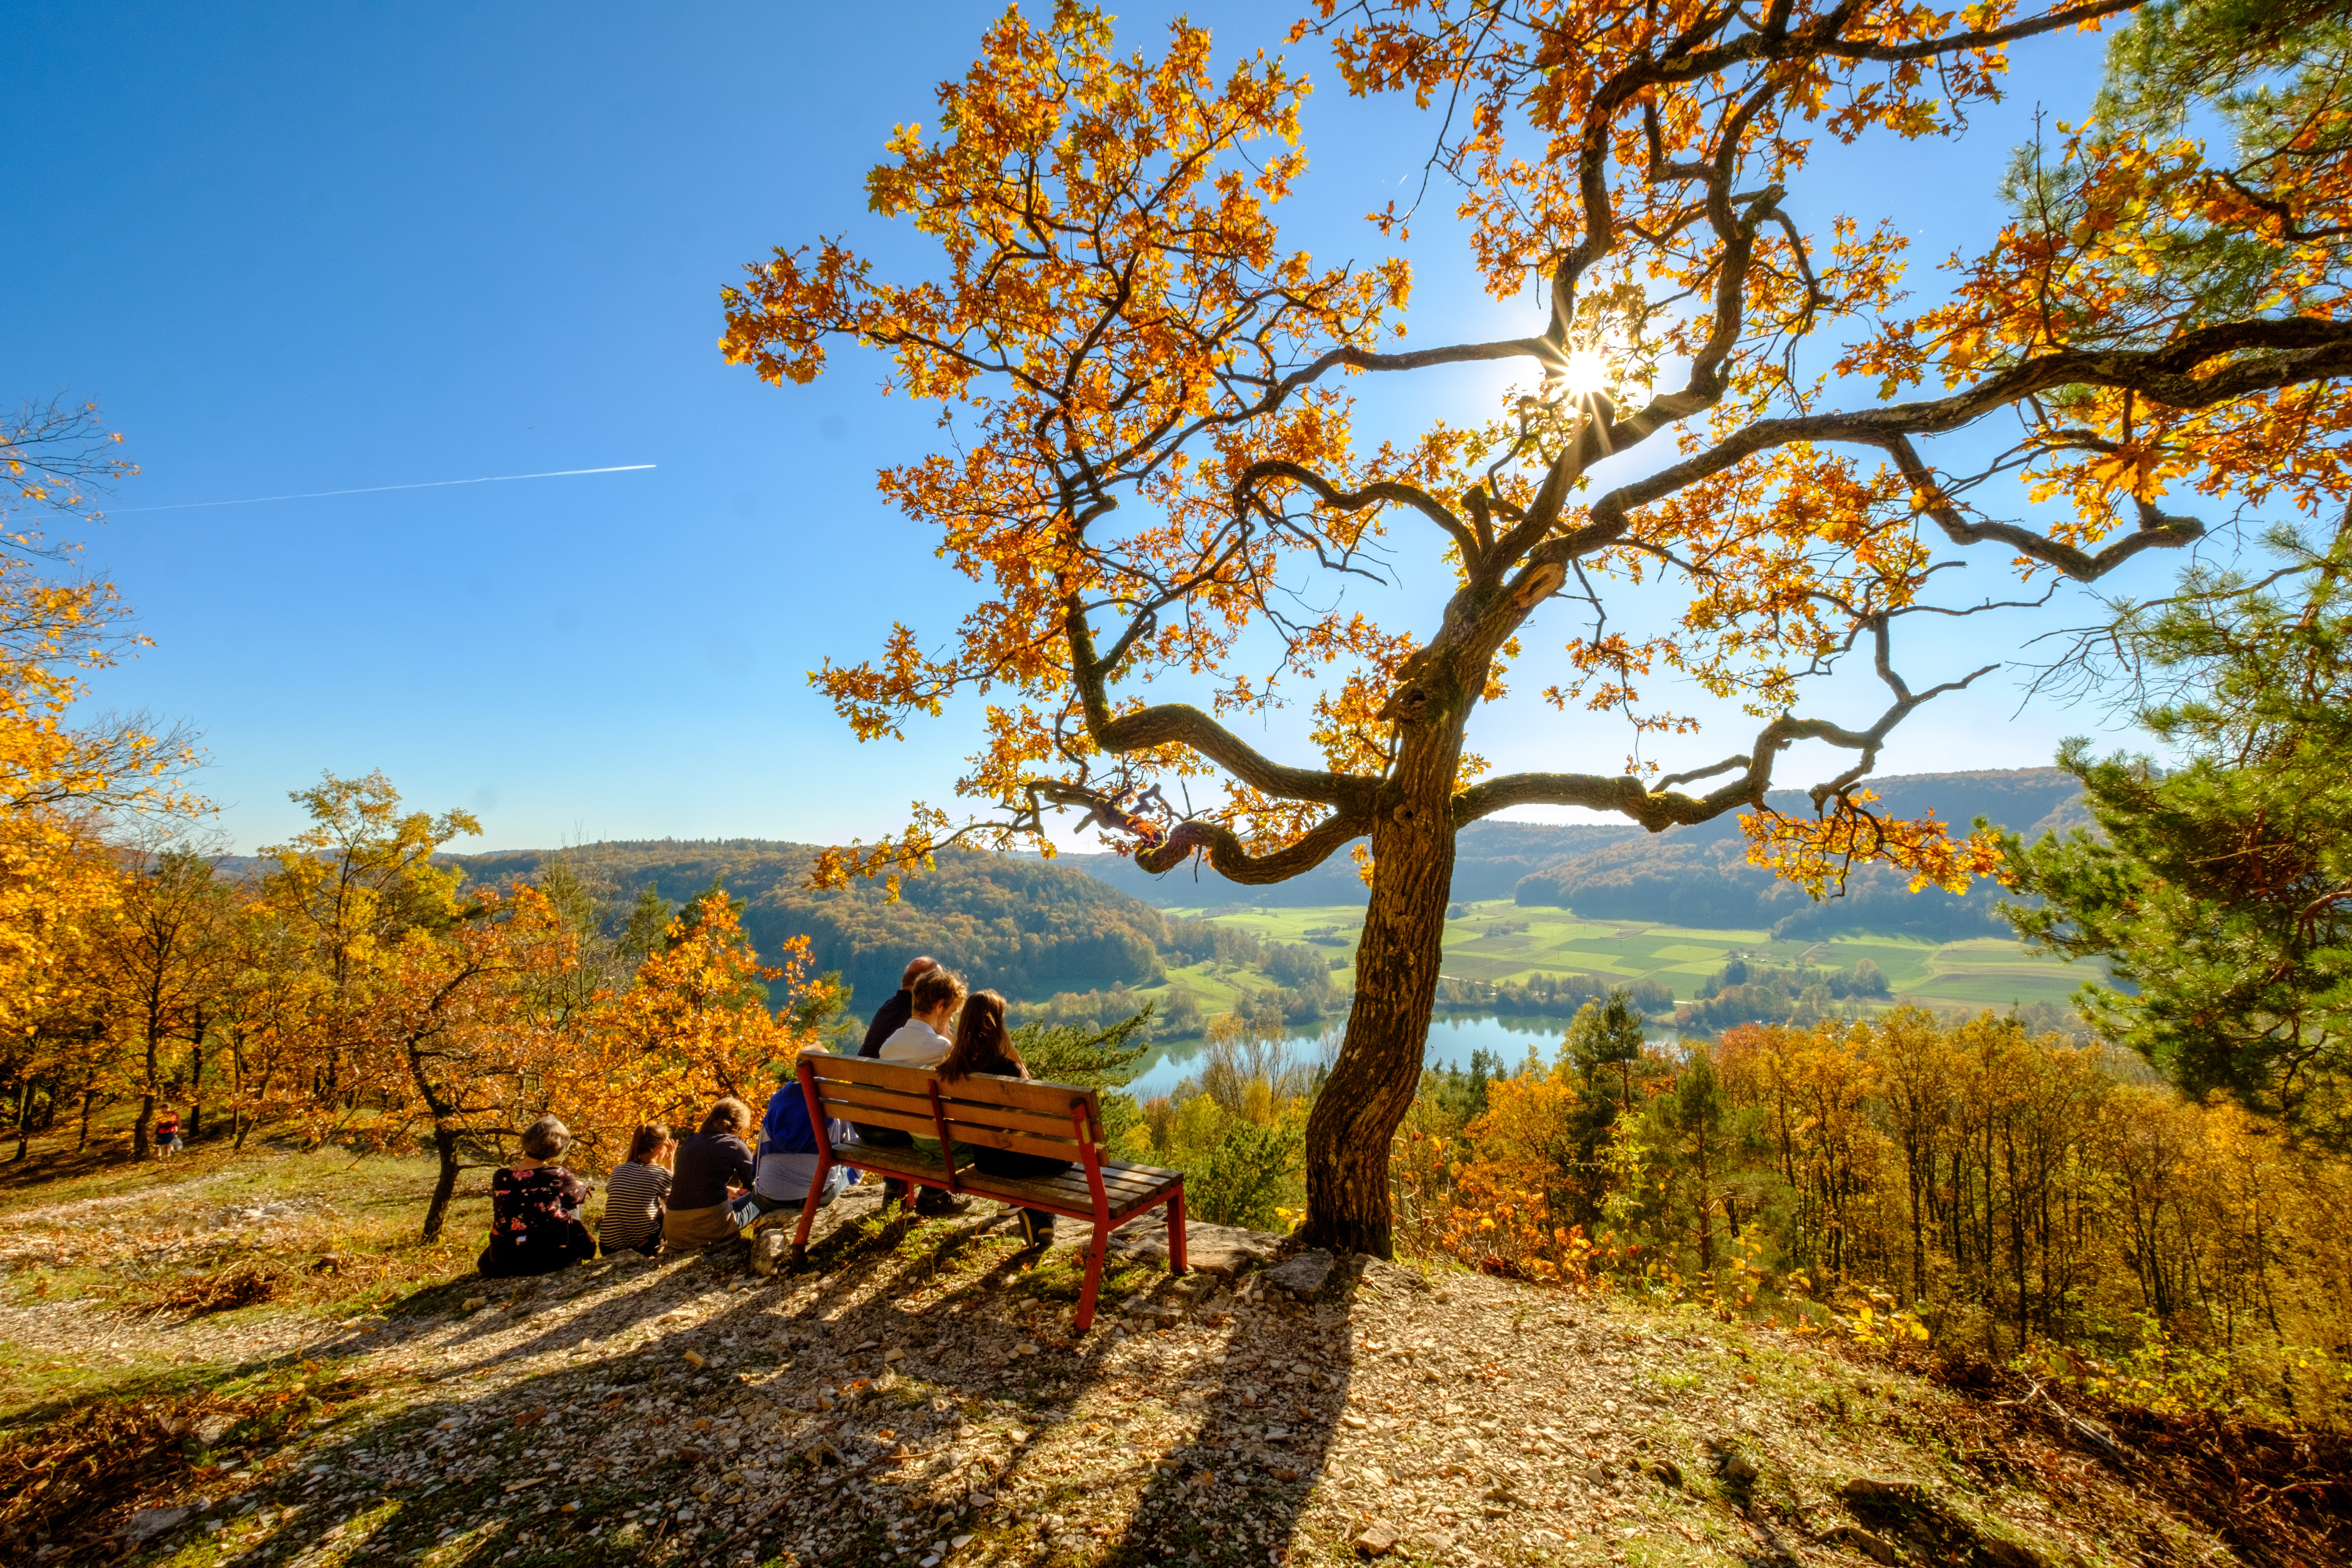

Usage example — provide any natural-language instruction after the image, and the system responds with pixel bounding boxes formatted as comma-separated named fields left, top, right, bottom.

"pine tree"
left=2007, top=524, right=2352, bottom=1145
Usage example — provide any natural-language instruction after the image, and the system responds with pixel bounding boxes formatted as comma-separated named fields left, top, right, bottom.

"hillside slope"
left=1059, top=820, right=1643, bottom=909
left=2, top=1146, right=2337, bottom=1568
left=1515, top=769, right=2088, bottom=940
left=453, top=843, right=1174, bottom=1004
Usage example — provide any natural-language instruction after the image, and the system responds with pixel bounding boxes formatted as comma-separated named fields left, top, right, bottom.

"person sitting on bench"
left=663, top=1098, right=755, bottom=1251
left=938, top=989, right=1070, bottom=1245
left=742, top=1047, right=857, bottom=1226
left=860, top=955, right=938, bottom=1058
left=864, top=964, right=968, bottom=1216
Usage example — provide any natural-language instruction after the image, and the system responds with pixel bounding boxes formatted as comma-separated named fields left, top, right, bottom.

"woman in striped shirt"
left=599, top=1122, right=675, bottom=1257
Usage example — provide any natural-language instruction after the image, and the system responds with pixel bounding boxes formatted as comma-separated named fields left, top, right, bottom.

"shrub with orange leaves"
left=1393, top=1069, right=1599, bottom=1285
left=592, top=887, right=843, bottom=1114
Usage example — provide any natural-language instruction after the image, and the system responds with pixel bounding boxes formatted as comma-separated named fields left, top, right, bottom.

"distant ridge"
left=1051, top=818, right=1644, bottom=909
left=1054, top=767, right=2082, bottom=928
left=447, top=841, right=1173, bottom=1006
left=1513, top=767, right=2086, bottom=940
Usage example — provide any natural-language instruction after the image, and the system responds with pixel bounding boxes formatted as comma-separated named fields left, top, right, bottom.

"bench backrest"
left=795, top=1051, right=1102, bottom=1171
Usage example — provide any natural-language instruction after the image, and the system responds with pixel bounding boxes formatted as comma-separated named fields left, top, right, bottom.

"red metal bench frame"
left=791, top=1051, right=1186, bottom=1332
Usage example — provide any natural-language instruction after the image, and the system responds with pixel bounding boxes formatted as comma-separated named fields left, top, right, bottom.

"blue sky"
left=5, top=3, right=2178, bottom=855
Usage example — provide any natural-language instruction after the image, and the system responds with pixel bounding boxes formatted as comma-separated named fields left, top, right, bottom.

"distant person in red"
left=479, top=1116, right=597, bottom=1277
left=151, top=1107, right=183, bottom=1159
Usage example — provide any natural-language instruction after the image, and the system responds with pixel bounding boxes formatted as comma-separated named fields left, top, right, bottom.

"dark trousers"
left=479, top=1220, right=596, bottom=1278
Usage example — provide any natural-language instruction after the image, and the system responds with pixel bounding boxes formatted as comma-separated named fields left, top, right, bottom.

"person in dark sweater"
left=662, top=1098, right=755, bottom=1252
left=479, top=1115, right=598, bottom=1277
left=939, top=990, right=1070, bottom=1245
left=858, top=955, right=939, bottom=1210
left=859, top=955, right=940, bottom=1057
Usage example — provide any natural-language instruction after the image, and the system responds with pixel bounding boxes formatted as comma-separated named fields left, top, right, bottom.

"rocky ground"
left=0, top=1169, right=2283, bottom=1568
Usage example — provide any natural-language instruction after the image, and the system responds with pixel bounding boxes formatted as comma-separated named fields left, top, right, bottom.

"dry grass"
left=0, top=1363, right=367, bottom=1564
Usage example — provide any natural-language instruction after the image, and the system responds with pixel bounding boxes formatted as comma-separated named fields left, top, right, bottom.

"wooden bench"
left=791, top=1051, right=1186, bottom=1332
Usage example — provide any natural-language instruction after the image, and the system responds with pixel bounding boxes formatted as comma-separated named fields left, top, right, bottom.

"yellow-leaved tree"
left=595, top=886, right=843, bottom=1119
left=0, top=397, right=195, bottom=1045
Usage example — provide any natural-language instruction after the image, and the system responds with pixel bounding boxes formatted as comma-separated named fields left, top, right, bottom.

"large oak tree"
left=724, top=0, right=2352, bottom=1253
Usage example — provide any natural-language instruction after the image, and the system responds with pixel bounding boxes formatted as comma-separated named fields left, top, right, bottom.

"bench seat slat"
left=960, top=1164, right=1182, bottom=1213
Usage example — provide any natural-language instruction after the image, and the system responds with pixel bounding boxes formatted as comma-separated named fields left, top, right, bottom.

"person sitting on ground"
left=663, top=1098, right=756, bottom=1251
left=479, top=1115, right=598, bottom=1277
left=938, top=989, right=1071, bottom=1245
left=152, top=1106, right=182, bottom=1160
left=598, top=1121, right=674, bottom=1258
left=871, top=964, right=970, bottom=1216
left=740, top=1048, right=857, bottom=1228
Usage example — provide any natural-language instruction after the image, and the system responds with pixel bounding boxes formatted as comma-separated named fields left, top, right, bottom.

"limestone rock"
left=1352, top=1519, right=1400, bottom=1558
left=125, top=1506, right=189, bottom=1543
left=1263, top=1250, right=1336, bottom=1298
left=1838, top=1475, right=1928, bottom=1508
left=1101, top=1216, right=1281, bottom=1278
left=1820, top=1524, right=1899, bottom=1564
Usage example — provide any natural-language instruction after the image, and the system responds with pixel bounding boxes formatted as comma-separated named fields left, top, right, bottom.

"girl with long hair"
left=940, top=990, right=1069, bottom=1243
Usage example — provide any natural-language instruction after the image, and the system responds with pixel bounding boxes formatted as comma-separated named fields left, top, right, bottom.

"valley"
left=1142, top=900, right=2093, bottom=1020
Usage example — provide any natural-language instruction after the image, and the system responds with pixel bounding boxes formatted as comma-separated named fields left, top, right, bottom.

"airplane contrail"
left=112, top=463, right=657, bottom=513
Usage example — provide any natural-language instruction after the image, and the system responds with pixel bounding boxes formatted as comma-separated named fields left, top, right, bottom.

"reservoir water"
left=1118, top=1011, right=1682, bottom=1100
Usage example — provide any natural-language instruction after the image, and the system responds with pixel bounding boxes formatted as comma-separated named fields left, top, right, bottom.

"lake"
left=1118, top=1011, right=1683, bottom=1100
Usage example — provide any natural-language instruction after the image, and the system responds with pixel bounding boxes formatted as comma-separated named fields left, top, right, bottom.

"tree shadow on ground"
left=72, top=1189, right=1359, bottom=1568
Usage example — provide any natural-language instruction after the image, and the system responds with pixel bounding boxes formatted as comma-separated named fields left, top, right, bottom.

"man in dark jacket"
left=860, top=956, right=939, bottom=1057
left=860, top=956, right=938, bottom=1210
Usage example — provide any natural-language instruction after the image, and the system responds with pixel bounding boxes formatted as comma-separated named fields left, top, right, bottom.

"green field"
left=1150, top=898, right=2094, bottom=1013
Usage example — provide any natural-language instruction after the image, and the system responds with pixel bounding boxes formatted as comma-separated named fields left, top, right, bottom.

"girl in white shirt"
left=865, top=965, right=967, bottom=1216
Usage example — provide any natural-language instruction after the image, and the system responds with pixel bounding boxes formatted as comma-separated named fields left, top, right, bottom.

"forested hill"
left=1514, top=767, right=2089, bottom=939
left=448, top=842, right=1171, bottom=1005
left=1056, top=819, right=1643, bottom=909
left=441, top=770, right=2083, bottom=997
left=1059, top=768, right=2083, bottom=937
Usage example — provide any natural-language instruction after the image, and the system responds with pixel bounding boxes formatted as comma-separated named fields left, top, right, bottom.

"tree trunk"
left=231, top=1041, right=252, bottom=1151
left=189, top=1016, right=205, bottom=1139
left=11, top=1080, right=28, bottom=1162
left=423, top=1127, right=463, bottom=1244
left=77, top=1091, right=95, bottom=1152
left=134, top=1091, right=154, bottom=1163
left=1299, top=720, right=1461, bottom=1258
